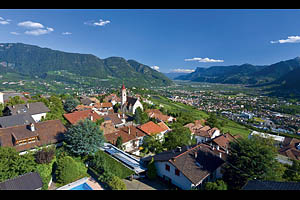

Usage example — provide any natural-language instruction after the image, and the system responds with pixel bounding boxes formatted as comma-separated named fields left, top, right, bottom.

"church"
left=120, top=83, right=143, bottom=114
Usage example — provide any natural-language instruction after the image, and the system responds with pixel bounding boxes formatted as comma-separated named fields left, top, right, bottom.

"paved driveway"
left=123, top=178, right=170, bottom=190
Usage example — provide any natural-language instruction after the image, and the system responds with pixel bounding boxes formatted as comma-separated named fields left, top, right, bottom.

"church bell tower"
left=121, top=83, right=127, bottom=106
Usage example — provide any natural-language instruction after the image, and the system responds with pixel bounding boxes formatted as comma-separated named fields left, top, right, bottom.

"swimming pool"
left=70, top=183, right=93, bottom=190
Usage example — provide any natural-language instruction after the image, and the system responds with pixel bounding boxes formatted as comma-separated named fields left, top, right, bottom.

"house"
left=184, top=120, right=204, bottom=134
left=3, top=102, right=50, bottom=122
left=63, top=109, right=102, bottom=125
left=104, top=93, right=121, bottom=106
left=0, top=92, right=27, bottom=104
left=193, top=126, right=221, bottom=143
left=80, top=97, right=94, bottom=106
left=104, top=113, right=127, bottom=128
left=138, top=121, right=170, bottom=142
left=100, top=118, right=118, bottom=135
left=142, top=143, right=225, bottom=190
left=146, top=109, right=176, bottom=123
left=0, top=113, right=35, bottom=128
left=248, top=131, right=285, bottom=145
left=0, top=172, right=43, bottom=190
left=242, top=180, right=300, bottom=190
left=207, top=133, right=241, bottom=153
left=104, top=125, right=147, bottom=155
left=278, top=137, right=300, bottom=162
left=120, top=84, right=143, bottom=114
left=0, top=120, right=67, bottom=153
left=94, top=102, right=113, bottom=114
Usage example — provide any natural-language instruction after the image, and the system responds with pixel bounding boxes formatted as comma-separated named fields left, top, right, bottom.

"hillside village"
left=0, top=83, right=300, bottom=190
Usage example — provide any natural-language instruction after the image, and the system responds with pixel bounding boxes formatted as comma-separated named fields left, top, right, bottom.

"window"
left=175, top=169, right=180, bottom=176
left=165, top=164, right=170, bottom=171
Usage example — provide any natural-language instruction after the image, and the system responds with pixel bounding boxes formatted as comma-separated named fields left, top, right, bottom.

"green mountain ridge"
left=0, top=43, right=173, bottom=87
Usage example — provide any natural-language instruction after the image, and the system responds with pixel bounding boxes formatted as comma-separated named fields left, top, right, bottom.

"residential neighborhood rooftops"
left=138, top=121, right=166, bottom=136
left=0, top=119, right=66, bottom=152
left=6, top=102, right=50, bottom=116
left=104, top=125, right=146, bottom=145
left=0, top=113, right=35, bottom=128
left=0, top=172, right=43, bottom=190
left=142, top=143, right=225, bottom=185
left=63, top=109, right=102, bottom=125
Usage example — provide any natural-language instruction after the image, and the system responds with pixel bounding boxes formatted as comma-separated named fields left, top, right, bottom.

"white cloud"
left=171, top=69, right=195, bottom=73
left=62, top=32, right=72, bottom=35
left=184, top=57, right=224, bottom=63
left=0, top=17, right=10, bottom=25
left=151, top=66, right=160, bottom=71
left=84, top=19, right=111, bottom=27
left=18, top=21, right=44, bottom=29
left=10, top=32, right=20, bottom=35
left=94, top=19, right=110, bottom=26
left=270, top=36, right=300, bottom=44
left=25, top=27, right=54, bottom=36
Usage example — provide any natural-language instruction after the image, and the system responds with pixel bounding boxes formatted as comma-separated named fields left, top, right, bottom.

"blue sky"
left=1, top=9, right=300, bottom=73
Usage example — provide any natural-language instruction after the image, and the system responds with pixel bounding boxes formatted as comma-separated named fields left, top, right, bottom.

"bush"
left=107, top=176, right=126, bottom=190
left=55, top=156, right=87, bottom=185
left=35, top=157, right=56, bottom=190
left=89, top=150, right=134, bottom=179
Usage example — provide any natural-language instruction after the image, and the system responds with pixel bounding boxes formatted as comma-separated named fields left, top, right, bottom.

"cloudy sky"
left=1, top=9, right=300, bottom=73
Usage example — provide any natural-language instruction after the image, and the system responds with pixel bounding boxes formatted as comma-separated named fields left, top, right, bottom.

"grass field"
left=150, top=95, right=251, bottom=138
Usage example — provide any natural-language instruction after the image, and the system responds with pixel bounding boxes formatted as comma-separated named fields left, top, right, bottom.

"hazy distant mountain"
left=163, top=72, right=193, bottom=80
left=0, top=43, right=173, bottom=87
left=175, top=57, right=300, bottom=86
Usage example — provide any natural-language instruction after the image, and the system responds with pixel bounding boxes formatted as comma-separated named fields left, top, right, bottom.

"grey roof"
left=7, top=102, right=50, bottom=115
left=142, top=143, right=225, bottom=185
left=0, top=172, right=43, bottom=190
left=0, top=114, right=35, bottom=128
left=3, top=93, right=25, bottom=102
left=80, top=98, right=93, bottom=106
left=242, top=180, right=300, bottom=190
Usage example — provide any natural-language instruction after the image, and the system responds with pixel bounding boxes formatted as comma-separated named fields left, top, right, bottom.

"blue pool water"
left=70, top=183, right=93, bottom=190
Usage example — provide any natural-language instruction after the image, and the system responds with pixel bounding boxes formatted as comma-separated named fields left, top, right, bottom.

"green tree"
left=142, top=135, right=164, bottom=154
left=107, top=176, right=127, bottom=190
left=222, top=135, right=285, bottom=190
left=5, top=96, right=25, bottom=106
left=0, top=147, right=37, bottom=182
left=116, top=136, right=123, bottom=149
left=63, top=97, right=80, bottom=113
left=133, top=107, right=149, bottom=125
left=0, top=103, right=4, bottom=117
left=163, top=125, right=196, bottom=150
left=283, top=160, right=300, bottom=182
left=146, top=157, right=157, bottom=180
left=55, top=156, right=86, bottom=185
left=65, top=118, right=105, bottom=156
left=204, top=180, right=228, bottom=190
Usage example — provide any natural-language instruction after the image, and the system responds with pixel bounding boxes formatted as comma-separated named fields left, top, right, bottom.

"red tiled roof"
left=63, top=109, right=102, bottom=125
left=105, top=125, right=146, bottom=145
left=157, top=121, right=170, bottom=132
left=138, top=121, right=165, bottom=136
left=94, top=102, right=113, bottom=108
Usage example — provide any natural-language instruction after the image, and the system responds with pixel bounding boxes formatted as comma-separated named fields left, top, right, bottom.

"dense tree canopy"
left=65, top=118, right=105, bottom=156
left=0, top=147, right=37, bottom=182
left=204, top=180, right=228, bottom=190
left=63, top=97, right=80, bottom=113
left=222, top=135, right=286, bottom=190
left=163, top=125, right=196, bottom=150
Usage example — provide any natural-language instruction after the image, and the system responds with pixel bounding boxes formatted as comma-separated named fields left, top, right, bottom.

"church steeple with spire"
left=121, top=83, right=127, bottom=107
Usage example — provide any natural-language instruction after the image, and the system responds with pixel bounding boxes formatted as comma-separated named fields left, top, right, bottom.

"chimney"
left=194, top=152, right=198, bottom=159
left=26, top=103, right=29, bottom=109
left=216, top=145, right=219, bottom=150
left=0, top=92, right=3, bottom=104
left=90, top=115, right=93, bottom=121
left=128, top=127, right=131, bottom=135
left=118, top=114, right=120, bottom=118
left=219, top=152, right=222, bottom=158
left=123, top=113, right=125, bottom=118
left=30, top=123, right=35, bottom=132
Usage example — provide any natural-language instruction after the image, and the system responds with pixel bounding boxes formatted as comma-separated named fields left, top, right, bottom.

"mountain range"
left=0, top=43, right=173, bottom=87
left=175, top=57, right=300, bottom=90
